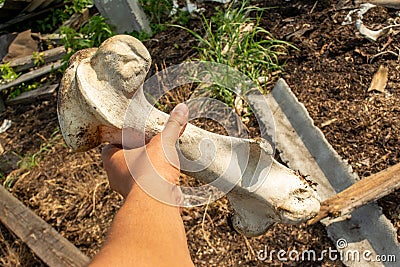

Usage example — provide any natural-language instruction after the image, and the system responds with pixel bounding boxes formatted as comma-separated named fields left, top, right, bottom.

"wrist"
left=131, top=174, right=183, bottom=206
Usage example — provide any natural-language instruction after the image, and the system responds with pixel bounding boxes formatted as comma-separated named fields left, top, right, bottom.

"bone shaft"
left=100, top=126, right=123, bottom=145
left=144, top=107, right=235, bottom=184
left=360, top=0, right=400, bottom=8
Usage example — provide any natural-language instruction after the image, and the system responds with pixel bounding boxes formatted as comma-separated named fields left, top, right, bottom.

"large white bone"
left=57, top=35, right=320, bottom=236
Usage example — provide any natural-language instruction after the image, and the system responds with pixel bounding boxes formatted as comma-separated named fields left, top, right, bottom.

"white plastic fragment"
left=0, top=119, right=12, bottom=134
left=170, top=0, right=233, bottom=16
left=343, top=3, right=400, bottom=41
left=342, top=3, right=376, bottom=25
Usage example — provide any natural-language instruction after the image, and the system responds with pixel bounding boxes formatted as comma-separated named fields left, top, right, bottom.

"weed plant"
left=139, top=0, right=173, bottom=25
left=3, top=129, right=63, bottom=188
left=60, top=14, right=115, bottom=66
left=137, top=0, right=191, bottom=40
left=0, top=62, right=55, bottom=99
left=16, top=128, right=63, bottom=171
left=174, top=1, right=294, bottom=106
left=32, top=52, right=45, bottom=67
left=8, top=82, right=40, bottom=99
left=0, top=63, right=20, bottom=83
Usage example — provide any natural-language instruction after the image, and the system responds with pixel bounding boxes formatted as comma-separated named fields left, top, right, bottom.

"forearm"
left=89, top=179, right=194, bottom=267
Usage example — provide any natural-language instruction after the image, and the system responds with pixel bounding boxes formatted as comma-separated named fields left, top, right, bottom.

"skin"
left=89, top=103, right=195, bottom=267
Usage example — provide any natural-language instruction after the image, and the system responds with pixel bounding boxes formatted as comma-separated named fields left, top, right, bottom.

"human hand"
left=102, top=103, right=189, bottom=200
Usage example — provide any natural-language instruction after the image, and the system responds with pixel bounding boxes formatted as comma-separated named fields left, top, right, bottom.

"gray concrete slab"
left=251, top=78, right=400, bottom=266
left=94, top=0, right=151, bottom=34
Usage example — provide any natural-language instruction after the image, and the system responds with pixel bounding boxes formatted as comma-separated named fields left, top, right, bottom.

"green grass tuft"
left=173, top=1, right=295, bottom=106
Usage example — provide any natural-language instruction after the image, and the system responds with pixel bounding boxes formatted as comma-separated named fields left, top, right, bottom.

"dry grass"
left=11, top=143, right=124, bottom=257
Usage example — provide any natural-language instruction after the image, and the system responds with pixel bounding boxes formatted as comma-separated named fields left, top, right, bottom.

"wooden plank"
left=6, top=83, right=58, bottom=105
left=23, top=0, right=55, bottom=13
left=7, top=46, right=66, bottom=72
left=308, top=163, right=400, bottom=224
left=40, top=33, right=84, bottom=46
left=0, top=2, right=65, bottom=30
left=0, top=61, right=62, bottom=91
left=0, top=185, right=90, bottom=267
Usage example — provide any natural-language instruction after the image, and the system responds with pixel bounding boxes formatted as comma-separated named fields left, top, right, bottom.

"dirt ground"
left=0, top=0, right=399, bottom=266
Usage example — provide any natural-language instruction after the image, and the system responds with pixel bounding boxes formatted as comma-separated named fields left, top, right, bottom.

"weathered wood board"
left=0, top=185, right=90, bottom=267
left=6, top=83, right=58, bottom=105
left=0, top=61, right=62, bottom=92
left=310, top=163, right=400, bottom=224
left=7, top=46, right=66, bottom=72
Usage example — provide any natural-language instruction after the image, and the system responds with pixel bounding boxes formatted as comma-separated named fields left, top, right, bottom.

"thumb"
left=162, top=103, right=189, bottom=147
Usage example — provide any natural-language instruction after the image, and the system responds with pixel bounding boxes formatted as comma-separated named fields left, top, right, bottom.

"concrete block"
left=94, top=0, right=151, bottom=34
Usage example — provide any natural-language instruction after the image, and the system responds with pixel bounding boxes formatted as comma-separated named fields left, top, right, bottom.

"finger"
left=102, top=145, right=124, bottom=176
left=101, top=144, right=122, bottom=162
left=162, top=103, right=189, bottom=147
